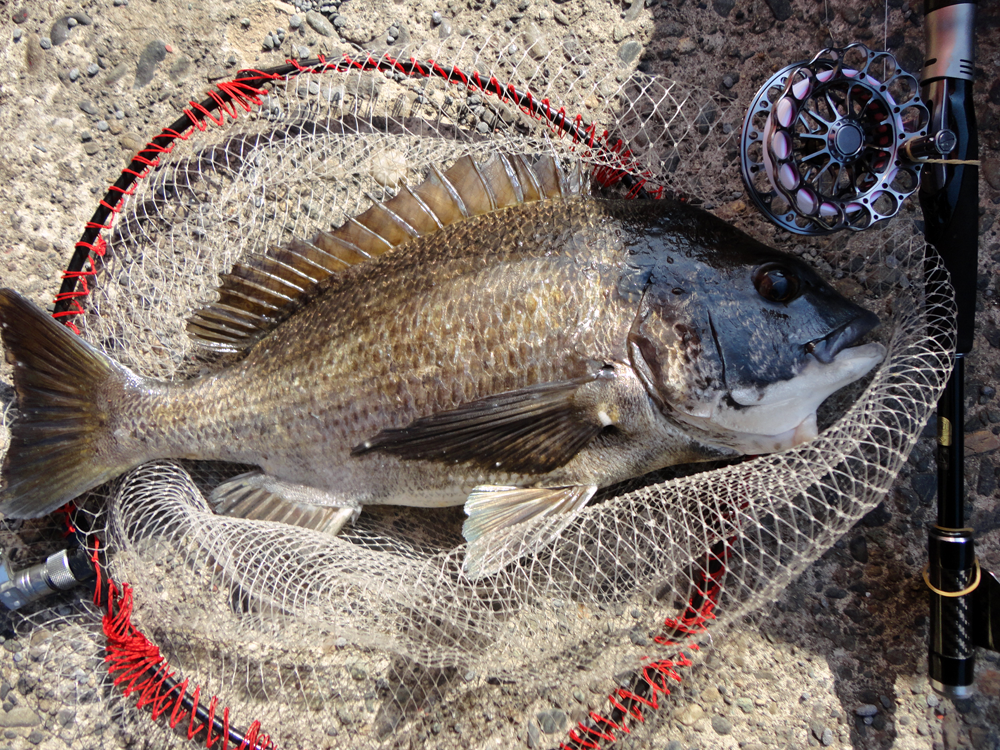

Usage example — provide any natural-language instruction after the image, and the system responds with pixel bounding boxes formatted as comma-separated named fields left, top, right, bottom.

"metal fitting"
left=0, top=548, right=95, bottom=611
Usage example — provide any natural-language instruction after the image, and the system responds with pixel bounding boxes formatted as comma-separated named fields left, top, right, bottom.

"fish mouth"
left=805, top=308, right=880, bottom=365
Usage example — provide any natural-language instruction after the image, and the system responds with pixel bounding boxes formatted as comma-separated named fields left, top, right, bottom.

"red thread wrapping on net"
left=92, top=543, right=275, bottom=750
left=55, top=73, right=273, bottom=328
left=560, top=536, right=734, bottom=750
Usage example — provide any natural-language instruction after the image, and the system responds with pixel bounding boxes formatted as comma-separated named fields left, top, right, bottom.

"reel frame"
left=740, top=43, right=930, bottom=235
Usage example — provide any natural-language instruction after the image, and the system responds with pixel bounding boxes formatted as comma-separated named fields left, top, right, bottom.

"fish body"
left=0, top=157, right=884, bottom=575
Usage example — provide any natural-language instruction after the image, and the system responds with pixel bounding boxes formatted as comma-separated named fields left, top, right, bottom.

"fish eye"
left=753, top=263, right=801, bottom=303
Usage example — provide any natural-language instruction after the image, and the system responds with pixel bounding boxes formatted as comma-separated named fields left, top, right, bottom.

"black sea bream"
left=0, top=154, right=884, bottom=576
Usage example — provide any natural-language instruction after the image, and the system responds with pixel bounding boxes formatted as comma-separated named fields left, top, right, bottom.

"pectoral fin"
left=351, top=370, right=619, bottom=474
left=211, top=471, right=360, bottom=535
left=462, top=484, right=597, bottom=579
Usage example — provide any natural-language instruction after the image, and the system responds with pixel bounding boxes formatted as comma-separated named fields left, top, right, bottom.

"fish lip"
left=805, top=309, right=879, bottom=365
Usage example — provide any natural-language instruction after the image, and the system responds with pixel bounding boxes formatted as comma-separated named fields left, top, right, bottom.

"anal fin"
left=462, top=484, right=597, bottom=579
left=211, top=471, right=359, bottom=535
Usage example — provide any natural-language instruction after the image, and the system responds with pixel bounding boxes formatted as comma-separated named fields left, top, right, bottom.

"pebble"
left=97, top=120, right=109, bottom=132
left=821, top=727, right=834, bottom=746
left=674, top=703, right=704, bottom=726
left=522, top=23, right=549, bottom=60
left=764, top=0, right=793, bottom=21
left=39, top=37, right=52, bottom=50
left=810, top=721, right=826, bottom=740
left=79, top=100, right=98, bottom=115
left=700, top=686, right=721, bottom=703
left=984, top=159, right=1000, bottom=191
left=289, top=14, right=302, bottom=29
left=263, top=35, right=274, bottom=50
left=80, top=130, right=93, bottom=142
left=526, top=721, right=540, bottom=748
left=86, top=63, right=99, bottom=77
left=736, top=697, right=754, bottom=713
left=628, top=632, right=649, bottom=646
left=617, top=41, right=642, bottom=64
left=240, top=17, right=251, bottom=28
left=119, top=133, right=143, bottom=152
left=431, top=11, right=442, bottom=25
left=536, top=709, right=566, bottom=734
left=68, top=68, right=80, bottom=82
left=105, top=62, right=129, bottom=84
left=978, top=459, right=997, bottom=495
left=135, top=40, right=168, bottom=88
left=84, top=142, right=101, bottom=156
left=711, top=715, right=733, bottom=735
left=713, top=0, right=735, bottom=15
left=862, top=502, right=892, bottom=527
left=306, top=11, right=335, bottom=37
left=0, top=707, right=40, bottom=727
left=848, top=535, right=868, bottom=563
left=856, top=704, right=878, bottom=717
left=12, top=8, right=28, bottom=23
left=50, top=13, right=91, bottom=45
left=13, top=28, right=22, bottom=41
left=911, top=473, right=936, bottom=503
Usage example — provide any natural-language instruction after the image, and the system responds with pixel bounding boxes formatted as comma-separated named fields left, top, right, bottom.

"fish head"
left=626, top=209, right=885, bottom=455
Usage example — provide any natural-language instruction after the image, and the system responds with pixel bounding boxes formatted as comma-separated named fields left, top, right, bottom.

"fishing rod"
left=919, top=0, right=1000, bottom=695
left=736, top=0, right=998, bottom=694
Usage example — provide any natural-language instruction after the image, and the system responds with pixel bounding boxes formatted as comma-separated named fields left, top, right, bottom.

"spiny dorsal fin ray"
left=187, top=153, right=589, bottom=352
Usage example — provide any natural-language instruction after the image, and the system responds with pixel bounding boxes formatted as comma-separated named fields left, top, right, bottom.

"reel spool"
left=740, top=43, right=938, bottom=235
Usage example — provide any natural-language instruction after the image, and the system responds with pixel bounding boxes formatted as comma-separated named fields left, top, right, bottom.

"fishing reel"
left=740, top=43, right=948, bottom=235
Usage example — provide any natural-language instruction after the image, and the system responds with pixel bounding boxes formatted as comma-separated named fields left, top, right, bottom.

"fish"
left=0, top=153, right=885, bottom=578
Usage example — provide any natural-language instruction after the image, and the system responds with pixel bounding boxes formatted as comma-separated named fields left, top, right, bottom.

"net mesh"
left=0, top=36, right=954, bottom=750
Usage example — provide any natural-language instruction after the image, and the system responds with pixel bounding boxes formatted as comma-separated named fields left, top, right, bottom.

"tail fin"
left=0, top=289, right=138, bottom=518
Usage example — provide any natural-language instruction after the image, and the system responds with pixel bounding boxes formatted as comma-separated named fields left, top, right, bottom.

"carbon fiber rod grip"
left=928, top=526, right=976, bottom=695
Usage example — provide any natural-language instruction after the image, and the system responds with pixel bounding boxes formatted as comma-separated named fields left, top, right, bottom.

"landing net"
left=0, top=35, right=954, bottom=750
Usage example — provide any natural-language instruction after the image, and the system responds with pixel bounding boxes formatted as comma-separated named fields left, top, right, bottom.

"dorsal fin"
left=187, top=153, right=589, bottom=352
